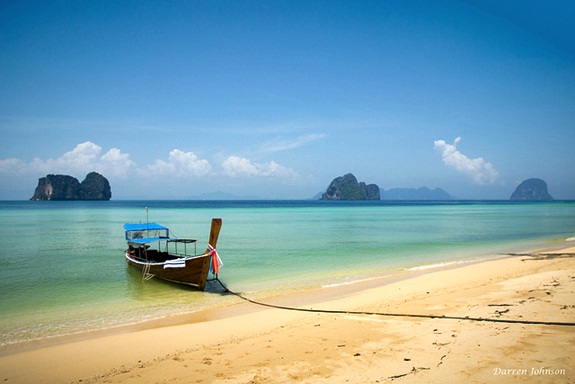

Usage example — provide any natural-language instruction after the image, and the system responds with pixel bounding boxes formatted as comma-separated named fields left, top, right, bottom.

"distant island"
left=382, top=187, right=454, bottom=200
left=510, top=178, right=553, bottom=201
left=30, top=172, right=112, bottom=201
left=319, top=173, right=455, bottom=201
left=321, top=173, right=380, bottom=200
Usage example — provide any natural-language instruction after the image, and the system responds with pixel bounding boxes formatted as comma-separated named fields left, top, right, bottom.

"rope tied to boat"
left=211, top=278, right=575, bottom=327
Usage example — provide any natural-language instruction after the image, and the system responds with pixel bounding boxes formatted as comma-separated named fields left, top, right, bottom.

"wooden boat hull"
left=123, top=218, right=222, bottom=290
left=125, top=253, right=212, bottom=290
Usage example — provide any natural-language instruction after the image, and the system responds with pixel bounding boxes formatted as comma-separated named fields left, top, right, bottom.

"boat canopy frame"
left=124, top=222, right=170, bottom=244
left=124, top=222, right=198, bottom=256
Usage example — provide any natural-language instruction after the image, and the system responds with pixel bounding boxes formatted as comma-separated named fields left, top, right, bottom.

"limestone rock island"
left=510, top=178, right=553, bottom=201
left=321, top=173, right=380, bottom=200
left=31, top=172, right=112, bottom=201
left=79, top=172, right=112, bottom=200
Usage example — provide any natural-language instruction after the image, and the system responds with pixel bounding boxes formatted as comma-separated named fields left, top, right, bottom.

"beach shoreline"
left=1, top=244, right=574, bottom=383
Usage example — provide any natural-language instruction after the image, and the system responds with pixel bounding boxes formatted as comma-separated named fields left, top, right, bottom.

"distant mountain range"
left=189, top=191, right=259, bottom=200
left=382, top=187, right=454, bottom=200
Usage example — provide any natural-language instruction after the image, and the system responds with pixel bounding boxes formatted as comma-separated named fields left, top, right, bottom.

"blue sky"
left=1, top=0, right=574, bottom=199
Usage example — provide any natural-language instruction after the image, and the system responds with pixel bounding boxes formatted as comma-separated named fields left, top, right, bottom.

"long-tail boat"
left=123, top=218, right=222, bottom=290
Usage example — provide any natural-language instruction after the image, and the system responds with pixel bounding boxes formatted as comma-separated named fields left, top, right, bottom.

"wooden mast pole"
left=207, top=218, right=222, bottom=250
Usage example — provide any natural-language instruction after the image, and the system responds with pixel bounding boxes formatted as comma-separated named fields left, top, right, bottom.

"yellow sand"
left=1, top=246, right=574, bottom=383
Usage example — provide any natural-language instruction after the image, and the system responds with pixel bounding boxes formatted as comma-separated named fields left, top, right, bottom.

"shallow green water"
left=0, top=200, right=573, bottom=346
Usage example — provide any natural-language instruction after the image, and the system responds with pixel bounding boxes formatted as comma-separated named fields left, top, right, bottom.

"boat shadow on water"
left=124, top=265, right=228, bottom=300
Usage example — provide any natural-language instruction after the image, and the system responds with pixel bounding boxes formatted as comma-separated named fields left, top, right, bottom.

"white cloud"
left=434, top=137, right=498, bottom=185
left=0, top=158, right=28, bottom=175
left=0, top=142, right=299, bottom=191
left=0, top=141, right=135, bottom=177
left=261, top=133, right=327, bottom=154
left=222, top=156, right=299, bottom=179
left=221, top=156, right=259, bottom=177
left=58, top=141, right=102, bottom=169
left=0, top=142, right=215, bottom=180
left=100, top=148, right=137, bottom=177
left=144, top=149, right=211, bottom=177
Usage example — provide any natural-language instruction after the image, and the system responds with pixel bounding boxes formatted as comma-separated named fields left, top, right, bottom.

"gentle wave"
left=321, top=275, right=383, bottom=289
left=407, top=256, right=502, bottom=272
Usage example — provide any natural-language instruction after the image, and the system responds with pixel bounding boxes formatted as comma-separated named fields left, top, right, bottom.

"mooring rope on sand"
left=213, top=278, right=575, bottom=327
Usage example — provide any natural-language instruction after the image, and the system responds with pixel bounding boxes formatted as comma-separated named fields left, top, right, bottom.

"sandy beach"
left=1, top=245, right=574, bottom=384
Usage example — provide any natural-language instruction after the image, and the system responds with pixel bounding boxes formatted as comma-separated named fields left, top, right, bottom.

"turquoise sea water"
left=0, top=200, right=574, bottom=347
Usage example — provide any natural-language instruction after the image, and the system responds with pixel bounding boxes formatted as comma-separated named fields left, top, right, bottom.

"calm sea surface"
left=0, top=200, right=574, bottom=347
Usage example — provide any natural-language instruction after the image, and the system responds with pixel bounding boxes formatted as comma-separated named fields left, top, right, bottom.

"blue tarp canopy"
left=124, top=222, right=171, bottom=244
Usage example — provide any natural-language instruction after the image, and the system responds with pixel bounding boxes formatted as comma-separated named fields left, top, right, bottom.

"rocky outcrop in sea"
left=321, top=173, right=380, bottom=200
left=510, top=178, right=553, bottom=201
left=31, top=172, right=112, bottom=201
